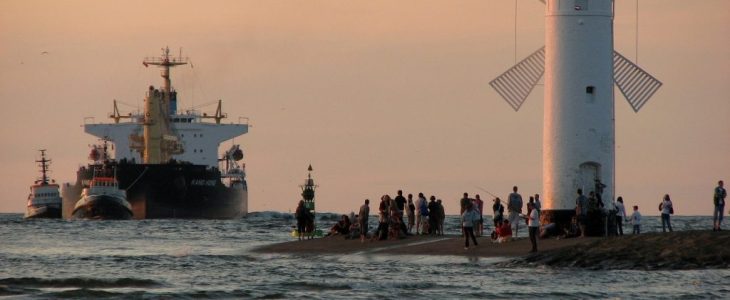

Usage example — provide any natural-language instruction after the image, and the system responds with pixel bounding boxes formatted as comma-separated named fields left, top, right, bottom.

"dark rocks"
left=496, top=230, right=730, bottom=270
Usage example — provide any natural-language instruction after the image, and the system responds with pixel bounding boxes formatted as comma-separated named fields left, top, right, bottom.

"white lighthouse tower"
left=490, top=0, right=662, bottom=234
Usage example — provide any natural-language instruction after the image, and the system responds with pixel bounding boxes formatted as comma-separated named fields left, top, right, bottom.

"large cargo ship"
left=62, top=48, right=249, bottom=219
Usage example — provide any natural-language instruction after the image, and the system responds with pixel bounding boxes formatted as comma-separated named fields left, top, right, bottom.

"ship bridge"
left=85, top=110, right=248, bottom=168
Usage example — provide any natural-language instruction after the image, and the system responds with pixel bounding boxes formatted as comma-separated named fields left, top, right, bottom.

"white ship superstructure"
left=86, top=105, right=248, bottom=168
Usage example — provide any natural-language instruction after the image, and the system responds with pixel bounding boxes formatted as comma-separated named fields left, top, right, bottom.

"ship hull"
left=25, top=205, right=62, bottom=219
left=62, top=162, right=247, bottom=219
left=72, top=194, right=133, bottom=220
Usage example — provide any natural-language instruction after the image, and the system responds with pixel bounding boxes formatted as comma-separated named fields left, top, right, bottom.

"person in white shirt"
left=524, top=202, right=539, bottom=252
left=461, top=203, right=479, bottom=249
left=615, top=196, right=627, bottom=236
left=659, top=194, right=673, bottom=232
left=415, top=193, right=427, bottom=234
left=630, top=205, right=642, bottom=234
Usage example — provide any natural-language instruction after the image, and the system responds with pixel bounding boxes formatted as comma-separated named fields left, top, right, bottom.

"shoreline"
left=253, top=233, right=598, bottom=257
left=254, top=230, right=730, bottom=270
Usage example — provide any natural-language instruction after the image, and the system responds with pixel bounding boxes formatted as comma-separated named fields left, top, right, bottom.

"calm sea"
left=1, top=213, right=727, bottom=299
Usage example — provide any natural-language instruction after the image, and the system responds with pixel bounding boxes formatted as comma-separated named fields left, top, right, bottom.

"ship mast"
left=143, top=47, right=188, bottom=115
left=36, top=149, right=50, bottom=185
left=136, top=47, right=187, bottom=164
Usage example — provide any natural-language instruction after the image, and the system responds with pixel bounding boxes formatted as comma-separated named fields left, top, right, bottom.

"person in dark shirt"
left=492, top=198, right=504, bottom=227
left=428, top=196, right=439, bottom=235
left=394, top=190, right=406, bottom=217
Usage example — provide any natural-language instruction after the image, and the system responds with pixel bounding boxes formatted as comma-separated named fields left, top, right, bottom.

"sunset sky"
left=1, top=0, right=728, bottom=216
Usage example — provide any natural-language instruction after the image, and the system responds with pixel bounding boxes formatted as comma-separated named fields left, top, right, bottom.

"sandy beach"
left=254, top=234, right=597, bottom=257
left=254, top=230, right=730, bottom=270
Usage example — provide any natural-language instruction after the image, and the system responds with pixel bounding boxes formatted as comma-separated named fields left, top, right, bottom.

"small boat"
left=72, top=169, right=133, bottom=220
left=25, top=150, right=62, bottom=219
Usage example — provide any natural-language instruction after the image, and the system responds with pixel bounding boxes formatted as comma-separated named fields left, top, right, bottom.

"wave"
left=281, top=280, right=352, bottom=291
left=0, top=277, right=163, bottom=288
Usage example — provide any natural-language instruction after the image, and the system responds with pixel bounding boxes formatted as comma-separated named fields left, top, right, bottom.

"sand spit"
left=254, top=234, right=597, bottom=257
left=256, top=231, right=730, bottom=270
left=501, top=230, right=730, bottom=270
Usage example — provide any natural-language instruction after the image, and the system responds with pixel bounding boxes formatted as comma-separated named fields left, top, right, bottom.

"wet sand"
left=253, top=234, right=596, bottom=257
left=255, top=230, right=730, bottom=270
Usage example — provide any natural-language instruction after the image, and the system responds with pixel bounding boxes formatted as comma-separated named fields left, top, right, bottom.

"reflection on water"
left=0, top=213, right=726, bottom=299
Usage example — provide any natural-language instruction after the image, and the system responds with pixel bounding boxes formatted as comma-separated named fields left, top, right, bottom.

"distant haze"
left=1, top=1, right=728, bottom=216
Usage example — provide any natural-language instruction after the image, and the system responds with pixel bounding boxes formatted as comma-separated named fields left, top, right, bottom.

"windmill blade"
left=613, top=51, right=663, bottom=112
left=489, top=46, right=545, bottom=111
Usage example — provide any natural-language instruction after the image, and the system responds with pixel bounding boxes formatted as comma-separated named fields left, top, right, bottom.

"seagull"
left=41, top=51, right=49, bottom=55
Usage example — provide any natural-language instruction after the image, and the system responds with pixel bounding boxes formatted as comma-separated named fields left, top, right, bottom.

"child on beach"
left=631, top=206, right=642, bottom=234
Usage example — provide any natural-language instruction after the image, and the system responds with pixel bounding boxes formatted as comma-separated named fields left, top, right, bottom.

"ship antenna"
left=36, top=149, right=50, bottom=185
left=143, top=47, right=188, bottom=96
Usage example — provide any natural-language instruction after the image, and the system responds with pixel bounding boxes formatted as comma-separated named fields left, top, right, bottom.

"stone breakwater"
left=499, top=230, right=730, bottom=270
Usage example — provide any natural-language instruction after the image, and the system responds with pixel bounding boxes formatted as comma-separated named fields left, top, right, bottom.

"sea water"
left=1, top=213, right=728, bottom=299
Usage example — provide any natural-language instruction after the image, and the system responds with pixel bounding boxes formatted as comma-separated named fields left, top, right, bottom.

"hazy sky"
left=1, top=1, right=728, bottom=216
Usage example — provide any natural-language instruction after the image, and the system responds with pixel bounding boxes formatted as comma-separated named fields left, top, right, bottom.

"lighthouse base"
left=540, top=209, right=607, bottom=237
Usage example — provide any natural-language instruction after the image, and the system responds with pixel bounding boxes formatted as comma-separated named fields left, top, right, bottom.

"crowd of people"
left=296, top=179, right=728, bottom=253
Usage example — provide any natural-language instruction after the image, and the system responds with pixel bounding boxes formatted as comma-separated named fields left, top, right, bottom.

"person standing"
left=295, top=200, right=307, bottom=241
left=508, top=186, right=523, bottom=237
left=492, top=198, right=504, bottom=227
left=375, top=195, right=390, bottom=240
left=575, top=189, right=588, bottom=238
left=359, top=199, right=370, bottom=242
left=415, top=193, right=427, bottom=234
left=394, top=190, right=406, bottom=218
left=406, top=195, right=416, bottom=233
left=428, top=196, right=439, bottom=235
left=461, top=203, right=479, bottom=249
left=534, top=194, right=542, bottom=212
left=437, top=199, right=445, bottom=236
left=615, top=196, right=627, bottom=236
left=525, top=202, right=539, bottom=252
left=659, top=194, right=674, bottom=232
left=630, top=205, right=642, bottom=234
left=713, top=180, right=726, bottom=231
left=474, top=194, right=484, bottom=237
left=460, top=193, right=470, bottom=215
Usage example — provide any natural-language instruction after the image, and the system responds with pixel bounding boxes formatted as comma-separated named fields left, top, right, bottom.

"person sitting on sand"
left=631, top=205, right=642, bottom=234
left=328, top=214, right=351, bottom=236
left=539, top=222, right=558, bottom=239
left=388, top=210, right=403, bottom=240
left=495, top=219, right=513, bottom=243
left=347, top=218, right=361, bottom=239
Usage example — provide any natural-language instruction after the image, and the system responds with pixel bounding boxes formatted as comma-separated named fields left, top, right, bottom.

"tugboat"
left=71, top=144, right=133, bottom=220
left=61, top=47, right=248, bottom=219
left=25, top=150, right=62, bottom=219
